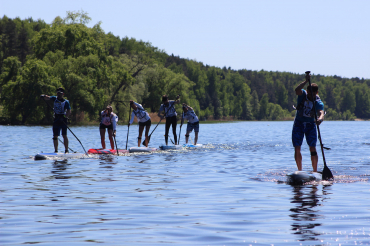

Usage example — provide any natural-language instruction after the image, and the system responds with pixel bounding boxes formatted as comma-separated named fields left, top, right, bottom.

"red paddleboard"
left=87, top=148, right=129, bottom=155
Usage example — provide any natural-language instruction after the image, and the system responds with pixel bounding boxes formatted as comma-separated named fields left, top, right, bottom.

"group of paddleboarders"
left=41, top=90, right=200, bottom=153
left=41, top=73, right=324, bottom=174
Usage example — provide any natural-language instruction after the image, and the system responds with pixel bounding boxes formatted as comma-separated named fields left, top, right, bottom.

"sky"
left=1, top=0, right=370, bottom=79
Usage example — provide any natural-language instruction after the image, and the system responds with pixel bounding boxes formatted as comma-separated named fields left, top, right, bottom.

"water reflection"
left=99, top=155, right=118, bottom=168
left=51, top=160, right=72, bottom=179
left=289, top=185, right=322, bottom=241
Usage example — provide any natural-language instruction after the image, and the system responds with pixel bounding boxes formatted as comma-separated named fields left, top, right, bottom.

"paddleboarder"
left=158, top=95, right=180, bottom=145
left=100, top=105, right=118, bottom=150
left=292, top=74, right=325, bottom=172
left=182, top=103, right=200, bottom=145
left=40, top=87, right=71, bottom=153
left=128, top=101, right=151, bottom=147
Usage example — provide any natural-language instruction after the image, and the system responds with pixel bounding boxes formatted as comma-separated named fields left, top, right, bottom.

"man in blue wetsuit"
left=41, top=88, right=71, bottom=153
left=292, top=74, right=325, bottom=172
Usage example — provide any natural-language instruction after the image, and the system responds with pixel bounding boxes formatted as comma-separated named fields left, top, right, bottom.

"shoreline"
left=1, top=118, right=368, bottom=126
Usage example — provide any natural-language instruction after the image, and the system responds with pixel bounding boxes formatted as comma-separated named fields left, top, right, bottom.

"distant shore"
left=0, top=112, right=368, bottom=126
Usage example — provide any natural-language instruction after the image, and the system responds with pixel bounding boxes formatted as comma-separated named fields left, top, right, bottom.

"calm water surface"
left=1, top=121, right=370, bottom=245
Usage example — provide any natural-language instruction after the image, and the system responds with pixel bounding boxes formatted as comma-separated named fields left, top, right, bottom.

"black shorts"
left=139, top=119, right=151, bottom=127
left=100, top=123, right=113, bottom=130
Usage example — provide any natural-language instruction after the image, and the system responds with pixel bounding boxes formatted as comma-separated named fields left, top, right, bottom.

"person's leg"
left=108, top=129, right=114, bottom=149
left=172, top=116, right=177, bottom=144
left=185, top=131, right=190, bottom=144
left=61, top=125, right=68, bottom=153
left=53, top=137, right=58, bottom=152
left=306, top=123, right=318, bottom=172
left=292, top=120, right=304, bottom=171
left=309, top=146, right=318, bottom=172
left=194, top=122, right=199, bottom=145
left=100, top=128, right=106, bottom=149
left=53, top=123, right=60, bottom=152
left=62, top=135, right=69, bottom=152
left=138, top=125, right=144, bottom=147
left=144, top=121, right=151, bottom=147
left=294, top=146, right=302, bottom=171
left=165, top=119, right=170, bottom=145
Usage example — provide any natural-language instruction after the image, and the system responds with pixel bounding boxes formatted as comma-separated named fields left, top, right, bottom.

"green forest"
left=1, top=11, right=370, bottom=125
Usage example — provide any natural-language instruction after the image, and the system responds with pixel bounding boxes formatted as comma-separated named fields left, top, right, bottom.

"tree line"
left=1, top=12, right=370, bottom=125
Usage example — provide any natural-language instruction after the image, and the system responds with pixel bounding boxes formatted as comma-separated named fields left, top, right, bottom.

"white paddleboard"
left=35, top=152, right=86, bottom=160
left=159, top=145, right=183, bottom=150
left=286, top=171, right=322, bottom=184
left=183, top=144, right=203, bottom=148
left=129, top=147, right=158, bottom=153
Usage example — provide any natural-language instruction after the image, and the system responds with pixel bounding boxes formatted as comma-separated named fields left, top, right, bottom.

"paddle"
left=58, top=138, right=77, bottom=153
left=178, top=111, right=184, bottom=145
left=305, top=71, right=333, bottom=181
left=41, top=96, right=88, bottom=155
left=142, top=95, right=180, bottom=146
left=114, top=135, right=119, bottom=156
left=126, top=106, right=131, bottom=150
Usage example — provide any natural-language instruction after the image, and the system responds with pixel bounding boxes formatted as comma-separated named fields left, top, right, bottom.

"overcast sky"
left=2, top=0, right=369, bottom=79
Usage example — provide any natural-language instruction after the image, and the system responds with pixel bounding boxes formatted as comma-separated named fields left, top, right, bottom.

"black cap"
left=56, top=87, right=65, bottom=93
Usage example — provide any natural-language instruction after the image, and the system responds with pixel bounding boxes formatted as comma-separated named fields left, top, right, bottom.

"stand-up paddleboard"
left=159, top=145, right=183, bottom=150
left=34, top=152, right=86, bottom=160
left=129, top=147, right=158, bottom=153
left=286, top=171, right=322, bottom=184
left=87, top=148, right=129, bottom=155
left=183, top=144, right=203, bottom=148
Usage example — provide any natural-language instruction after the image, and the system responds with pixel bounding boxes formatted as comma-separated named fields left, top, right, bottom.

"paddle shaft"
left=126, top=106, right=131, bottom=150
left=305, top=71, right=332, bottom=179
left=178, top=111, right=184, bottom=145
left=41, top=96, right=88, bottom=155
left=114, top=135, right=119, bottom=155
left=58, top=138, right=76, bottom=153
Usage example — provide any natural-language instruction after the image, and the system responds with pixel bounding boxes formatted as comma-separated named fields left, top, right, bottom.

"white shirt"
left=183, top=108, right=199, bottom=123
left=101, top=111, right=118, bottom=131
left=129, top=102, right=150, bottom=124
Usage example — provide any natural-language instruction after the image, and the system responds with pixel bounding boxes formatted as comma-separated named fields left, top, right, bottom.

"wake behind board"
left=159, top=145, right=183, bottom=150
left=286, top=171, right=322, bottom=184
left=183, top=144, right=203, bottom=148
left=34, top=152, right=86, bottom=160
left=129, top=147, right=158, bottom=153
left=88, top=148, right=129, bottom=155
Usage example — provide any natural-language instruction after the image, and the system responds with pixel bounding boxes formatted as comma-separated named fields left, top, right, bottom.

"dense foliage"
left=1, top=12, right=370, bottom=124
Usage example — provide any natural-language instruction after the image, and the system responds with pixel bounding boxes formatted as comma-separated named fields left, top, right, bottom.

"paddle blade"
left=142, top=136, right=150, bottom=146
left=322, top=164, right=334, bottom=181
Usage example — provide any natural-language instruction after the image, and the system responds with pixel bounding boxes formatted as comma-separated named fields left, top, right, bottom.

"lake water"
left=1, top=121, right=370, bottom=245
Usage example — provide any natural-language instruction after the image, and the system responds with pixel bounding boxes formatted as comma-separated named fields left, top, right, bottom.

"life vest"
left=54, top=98, right=67, bottom=115
left=133, top=108, right=149, bottom=121
left=184, top=110, right=199, bottom=123
left=296, top=92, right=322, bottom=118
left=162, top=101, right=176, bottom=117
left=101, top=111, right=118, bottom=126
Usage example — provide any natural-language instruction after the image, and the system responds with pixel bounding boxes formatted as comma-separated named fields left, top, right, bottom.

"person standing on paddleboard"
left=40, top=87, right=71, bottom=153
left=292, top=74, right=325, bottom=172
left=100, top=106, right=118, bottom=150
left=182, top=103, right=200, bottom=145
left=158, top=95, right=180, bottom=145
left=128, top=101, right=151, bottom=147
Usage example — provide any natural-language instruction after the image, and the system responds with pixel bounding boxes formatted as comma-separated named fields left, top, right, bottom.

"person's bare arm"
left=316, top=110, right=324, bottom=125
left=295, top=74, right=310, bottom=96
left=40, top=95, right=51, bottom=100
